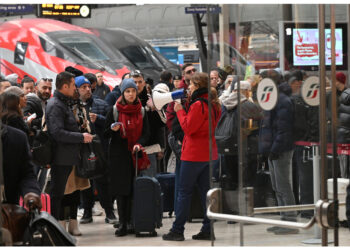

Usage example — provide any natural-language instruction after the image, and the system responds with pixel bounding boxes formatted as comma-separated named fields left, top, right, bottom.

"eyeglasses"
left=41, top=78, right=53, bottom=82
left=185, top=68, right=196, bottom=74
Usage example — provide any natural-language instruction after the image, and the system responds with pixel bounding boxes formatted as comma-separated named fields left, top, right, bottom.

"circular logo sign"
left=80, top=5, right=90, bottom=17
left=301, top=76, right=320, bottom=106
left=257, top=78, right=278, bottom=111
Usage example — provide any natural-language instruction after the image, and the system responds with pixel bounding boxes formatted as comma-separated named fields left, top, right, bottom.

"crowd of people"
left=1, top=62, right=350, bottom=244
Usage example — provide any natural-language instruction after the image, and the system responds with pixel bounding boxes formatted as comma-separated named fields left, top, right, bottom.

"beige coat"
left=64, top=166, right=90, bottom=195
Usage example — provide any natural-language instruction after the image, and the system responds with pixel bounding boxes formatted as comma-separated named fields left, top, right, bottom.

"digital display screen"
left=38, top=4, right=91, bottom=18
left=292, top=28, right=343, bottom=66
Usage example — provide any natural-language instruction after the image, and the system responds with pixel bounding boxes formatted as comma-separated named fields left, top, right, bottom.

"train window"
left=39, top=37, right=66, bottom=60
left=58, top=36, right=110, bottom=61
left=120, top=45, right=154, bottom=69
left=14, top=42, right=28, bottom=65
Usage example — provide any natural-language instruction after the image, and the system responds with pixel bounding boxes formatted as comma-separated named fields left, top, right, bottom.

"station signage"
left=0, top=4, right=34, bottom=14
left=185, top=6, right=221, bottom=14
left=38, top=4, right=91, bottom=18
left=257, top=78, right=278, bottom=111
left=301, top=76, right=320, bottom=106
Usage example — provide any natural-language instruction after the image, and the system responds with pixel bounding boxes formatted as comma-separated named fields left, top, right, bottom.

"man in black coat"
left=75, top=76, right=117, bottom=224
left=1, top=122, right=41, bottom=208
left=94, top=72, right=110, bottom=100
left=45, top=71, right=93, bottom=220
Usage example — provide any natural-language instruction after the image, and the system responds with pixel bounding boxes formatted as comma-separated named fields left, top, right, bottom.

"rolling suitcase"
left=19, top=193, right=51, bottom=214
left=133, top=151, right=163, bottom=237
left=155, top=173, right=175, bottom=217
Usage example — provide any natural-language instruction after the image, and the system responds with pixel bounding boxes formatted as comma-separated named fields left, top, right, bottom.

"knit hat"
left=5, top=73, right=18, bottom=84
left=120, top=78, right=137, bottom=94
left=4, top=86, right=24, bottom=97
left=336, top=72, right=346, bottom=84
left=153, top=83, right=169, bottom=93
left=234, top=81, right=251, bottom=90
left=75, top=76, right=91, bottom=88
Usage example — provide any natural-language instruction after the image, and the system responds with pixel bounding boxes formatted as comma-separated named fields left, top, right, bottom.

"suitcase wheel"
left=150, top=231, right=157, bottom=237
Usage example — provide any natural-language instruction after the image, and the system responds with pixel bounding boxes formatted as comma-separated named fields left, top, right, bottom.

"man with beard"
left=23, top=77, right=53, bottom=190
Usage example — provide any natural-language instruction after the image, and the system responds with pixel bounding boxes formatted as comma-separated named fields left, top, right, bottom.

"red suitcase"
left=19, top=193, right=51, bottom=214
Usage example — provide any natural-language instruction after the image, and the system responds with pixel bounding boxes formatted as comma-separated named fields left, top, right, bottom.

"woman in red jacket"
left=163, top=72, right=221, bottom=241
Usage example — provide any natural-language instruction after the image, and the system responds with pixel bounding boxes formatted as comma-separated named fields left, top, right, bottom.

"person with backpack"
left=104, top=78, right=150, bottom=237
left=162, top=72, right=221, bottom=241
left=216, top=80, right=263, bottom=189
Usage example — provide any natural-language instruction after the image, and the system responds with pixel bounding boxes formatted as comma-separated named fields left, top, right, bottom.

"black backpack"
left=215, top=107, right=239, bottom=155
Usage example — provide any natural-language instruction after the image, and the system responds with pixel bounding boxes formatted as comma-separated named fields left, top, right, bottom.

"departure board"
left=38, top=4, right=91, bottom=18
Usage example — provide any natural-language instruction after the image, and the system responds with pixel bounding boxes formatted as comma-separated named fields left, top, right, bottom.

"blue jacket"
left=258, top=82, right=294, bottom=154
left=104, top=86, right=121, bottom=106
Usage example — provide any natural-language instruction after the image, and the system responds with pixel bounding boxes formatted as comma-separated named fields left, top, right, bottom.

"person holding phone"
left=104, top=78, right=150, bottom=237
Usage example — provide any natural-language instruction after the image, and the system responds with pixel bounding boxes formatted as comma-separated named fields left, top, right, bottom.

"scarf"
left=116, top=97, right=143, bottom=151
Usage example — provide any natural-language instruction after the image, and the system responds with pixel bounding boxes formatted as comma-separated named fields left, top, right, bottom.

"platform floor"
left=74, top=203, right=350, bottom=247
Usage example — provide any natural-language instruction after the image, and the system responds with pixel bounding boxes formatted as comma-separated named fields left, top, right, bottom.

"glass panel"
left=206, top=4, right=348, bottom=246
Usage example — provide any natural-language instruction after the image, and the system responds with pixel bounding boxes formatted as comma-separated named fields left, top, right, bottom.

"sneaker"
left=266, top=226, right=281, bottom=233
left=105, top=210, right=118, bottom=224
left=273, top=227, right=299, bottom=235
left=77, top=208, right=84, bottom=217
left=162, top=231, right=185, bottom=241
left=80, top=209, right=93, bottom=224
left=92, top=207, right=103, bottom=216
left=192, top=231, right=215, bottom=240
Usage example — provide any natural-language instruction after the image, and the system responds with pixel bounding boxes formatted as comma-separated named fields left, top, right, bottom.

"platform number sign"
left=301, top=76, right=320, bottom=106
left=257, top=78, right=278, bottom=111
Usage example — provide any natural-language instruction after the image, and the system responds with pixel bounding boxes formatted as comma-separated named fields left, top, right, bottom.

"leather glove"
left=24, top=192, right=42, bottom=211
left=268, top=152, right=280, bottom=161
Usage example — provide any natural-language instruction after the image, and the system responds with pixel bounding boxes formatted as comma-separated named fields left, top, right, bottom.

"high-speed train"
left=0, top=18, right=180, bottom=88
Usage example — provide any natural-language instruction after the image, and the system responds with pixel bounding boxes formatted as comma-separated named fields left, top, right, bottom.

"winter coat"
left=2, top=115, right=31, bottom=139
left=94, top=83, right=111, bottom=100
left=338, top=88, right=350, bottom=143
left=2, top=124, right=40, bottom=204
left=23, top=93, right=44, bottom=131
left=104, top=105, right=150, bottom=196
left=258, top=82, right=294, bottom=154
left=104, top=86, right=121, bottom=106
left=46, top=90, right=83, bottom=166
left=177, top=92, right=221, bottom=162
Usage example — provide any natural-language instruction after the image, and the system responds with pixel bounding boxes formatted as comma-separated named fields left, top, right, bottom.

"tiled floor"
left=74, top=203, right=350, bottom=247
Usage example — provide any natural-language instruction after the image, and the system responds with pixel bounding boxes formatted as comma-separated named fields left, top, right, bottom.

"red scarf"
left=116, top=97, right=143, bottom=151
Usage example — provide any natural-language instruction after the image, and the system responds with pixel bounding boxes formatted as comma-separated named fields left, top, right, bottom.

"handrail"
left=254, top=202, right=345, bottom=214
left=207, top=188, right=315, bottom=230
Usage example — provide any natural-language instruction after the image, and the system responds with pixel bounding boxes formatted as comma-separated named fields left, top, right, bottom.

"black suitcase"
left=187, top=185, right=204, bottom=222
left=155, top=173, right=175, bottom=218
left=133, top=151, right=163, bottom=237
left=23, top=209, right=76, bottom=246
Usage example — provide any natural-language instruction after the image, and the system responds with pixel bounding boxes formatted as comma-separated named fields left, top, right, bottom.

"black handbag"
left=75, top=137, right=107, bottom=179
left=31, top=119, right=53, bottom=166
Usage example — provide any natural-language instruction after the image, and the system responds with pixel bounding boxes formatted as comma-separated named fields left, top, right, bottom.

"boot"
left=68, top=219, right=82, bottom=236
left=59, top=220, right=67, bottom=231
left=80, top=209, right=93, bottom=224
left=115, top=224, right=127, bottom=237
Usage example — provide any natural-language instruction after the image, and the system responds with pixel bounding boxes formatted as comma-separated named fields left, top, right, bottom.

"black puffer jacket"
left=338, top=88, right=350, bottom=143
left=23, top=93, right=44, bottom=131
left=46, top=90, right=83, bottom=166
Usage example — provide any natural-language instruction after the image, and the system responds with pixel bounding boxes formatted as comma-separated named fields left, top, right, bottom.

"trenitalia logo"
left=305, top=83, right=319, bottom=99
left=260, top=86, right=274, bottom=103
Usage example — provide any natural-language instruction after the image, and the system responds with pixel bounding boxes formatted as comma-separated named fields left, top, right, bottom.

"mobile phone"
left=27, top=113, right=37, bottom=121
left=111, top=122, right=122, bottom=129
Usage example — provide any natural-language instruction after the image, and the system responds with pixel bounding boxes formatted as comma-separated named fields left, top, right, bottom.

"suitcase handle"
left=135, top=148, right=139, bottom=177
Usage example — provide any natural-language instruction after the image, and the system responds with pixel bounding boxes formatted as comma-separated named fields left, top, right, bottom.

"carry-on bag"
left=22, top=203, right=76, bottom=246
left=133, top=150, right=163, bottom=237
left=155, top=172, right=175, bottom=217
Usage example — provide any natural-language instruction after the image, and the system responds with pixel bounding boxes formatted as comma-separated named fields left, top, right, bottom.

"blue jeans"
left=268, top=150, right=297, bottom=221
left=171, top=161, right=210, bottom=234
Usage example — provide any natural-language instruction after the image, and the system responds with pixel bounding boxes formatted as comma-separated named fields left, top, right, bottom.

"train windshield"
left=58, top=36, right=109, bottom=61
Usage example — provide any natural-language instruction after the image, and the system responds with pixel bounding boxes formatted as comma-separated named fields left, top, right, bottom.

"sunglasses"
left=185, top=68, right=196, bottom=74
left=130, top=70, right=143, bottom=77
left=42, top=78, right=53, bottom=82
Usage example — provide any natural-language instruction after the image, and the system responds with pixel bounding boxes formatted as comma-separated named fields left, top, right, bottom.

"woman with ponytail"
left=104, top=78, right=150, bottom=237
left=163, top=72, right=221, bottom=241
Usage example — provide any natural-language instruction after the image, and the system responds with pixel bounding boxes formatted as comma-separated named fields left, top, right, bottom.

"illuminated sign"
left=38, top=4, right=91, bottom=18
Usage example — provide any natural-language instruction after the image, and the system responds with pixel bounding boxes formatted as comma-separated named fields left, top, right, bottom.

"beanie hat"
left=75, top=76, right=91, bottom=88
left=234, top=81, right=251, bottom=90
left=336, top=72, right=346, bottom=84
left=5, top=73, right=18, bottom=84
left=4, top=86, right=24, bottom=97
left=120, top=78, right=137, bottom=94
left=153, top=83, right=169, bottom=93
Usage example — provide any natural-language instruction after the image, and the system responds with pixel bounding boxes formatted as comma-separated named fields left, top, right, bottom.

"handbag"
left=75, top=136, right=107, bottom=179
left=132, top=146, right=151, bottom=172
left=31, top=115, right=53, bottom=165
